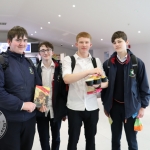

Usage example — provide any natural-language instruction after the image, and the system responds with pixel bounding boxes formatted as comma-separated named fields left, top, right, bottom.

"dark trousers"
left=110, top=101, right=138, bottom=150
left=0, top=116, right=36, bottom=150
left=67, top=108, right=99, bottom=150
left=36, top=112, right=61, bottom=150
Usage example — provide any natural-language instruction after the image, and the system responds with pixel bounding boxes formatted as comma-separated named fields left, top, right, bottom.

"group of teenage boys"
left=0, top=26, right=149, bottom=150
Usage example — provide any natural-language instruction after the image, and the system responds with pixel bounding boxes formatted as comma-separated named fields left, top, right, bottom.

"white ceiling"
left=0, top=0, right=150, bottom=50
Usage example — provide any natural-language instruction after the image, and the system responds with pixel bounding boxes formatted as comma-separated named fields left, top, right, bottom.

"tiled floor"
left=32, top=98, right=150, bottom=150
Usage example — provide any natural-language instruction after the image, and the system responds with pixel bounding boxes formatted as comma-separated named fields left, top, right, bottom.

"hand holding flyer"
left=34, top=85, right=50, bottom=108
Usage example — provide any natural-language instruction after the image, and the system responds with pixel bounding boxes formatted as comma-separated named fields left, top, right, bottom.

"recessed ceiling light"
left=48, top=22, right=50, bottom=24
left=58, top=15, right=61, bottom=17
left=138, top=31, right=141, bottom=33
left=40, top=27, right=43, bottom=29
left=31, top=34, right=33, bottom=36
left=35, top=31, right=37, bottom=33
left=72, top=5, right=75, bottom=7
left=72, top=45, right=74, bottom=47
left=101, top=39, right=103, bottom=41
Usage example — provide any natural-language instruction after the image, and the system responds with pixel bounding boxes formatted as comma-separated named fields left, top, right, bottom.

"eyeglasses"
left=39, top=49, right=52, bottom=53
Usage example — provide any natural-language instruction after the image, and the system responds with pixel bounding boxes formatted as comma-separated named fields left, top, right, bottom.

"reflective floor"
left=32, top=98, right=150, bottom=150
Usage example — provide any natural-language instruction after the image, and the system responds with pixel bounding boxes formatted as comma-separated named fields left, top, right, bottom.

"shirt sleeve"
left=62, top=56, right=72, bottom=77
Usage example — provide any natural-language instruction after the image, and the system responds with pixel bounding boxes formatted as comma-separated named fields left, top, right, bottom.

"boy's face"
left=112, top=38, right=129, bottom=52
left=39, top=45, right=53, bottom=61
left=7, top=35, right=28, bottom=54
left=75, top=37, right=92, bottom=54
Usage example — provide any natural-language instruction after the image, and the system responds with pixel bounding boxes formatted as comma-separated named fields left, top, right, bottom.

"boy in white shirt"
left=36, top=42, right=67, bottom=150
left=62, top=32, right=108, bottom=150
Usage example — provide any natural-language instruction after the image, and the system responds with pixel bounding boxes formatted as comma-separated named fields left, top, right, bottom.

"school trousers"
left=110, top=101, right=138, bottom=150
left=67, top=108, right=99, bottom=150
left=36, top=112, right=61, bottom=150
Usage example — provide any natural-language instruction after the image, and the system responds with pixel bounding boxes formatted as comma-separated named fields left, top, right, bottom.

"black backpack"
left=70, top=56, right=97, bottom=72
left=107, top=54, right=138, bottom=76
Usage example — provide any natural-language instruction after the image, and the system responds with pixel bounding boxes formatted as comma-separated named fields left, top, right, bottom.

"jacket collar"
left=110, top=49, right=133, bottom=64
left=7, top=49, right=25, bottom=59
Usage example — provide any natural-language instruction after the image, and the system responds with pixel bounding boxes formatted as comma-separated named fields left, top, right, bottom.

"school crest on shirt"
left=129, top=69, right=135, bottom=77
left=29, top=67, right=34, bottom=74
left=0, top=111, right=7, bottom=139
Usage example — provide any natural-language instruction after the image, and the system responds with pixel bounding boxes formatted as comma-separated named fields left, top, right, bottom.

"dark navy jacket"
left=0, top=50, right=41, bottom=122
left=36, top=59, right=67, bottom=122
left=101, top=49, right=150, bottom=119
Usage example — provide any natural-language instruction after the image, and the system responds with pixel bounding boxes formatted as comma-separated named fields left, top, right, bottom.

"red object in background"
left=128, top=45, right=131, bottom=48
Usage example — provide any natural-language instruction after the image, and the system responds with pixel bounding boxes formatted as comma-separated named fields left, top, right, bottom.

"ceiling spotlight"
left=101, top=39, right=103, bottom=41
left=35, top=31, right=37, bottom=33
left=48, top=22, right=50, bottom=24
left=40, top=27, right=43, bottom=29
left=138, top=31, right=141, bottom=33
left=72, top=45, right=74, bottom=47
left=58, top=15, right=61, bottom=17
left=72, top=5, right=75, bottom=7
left=31, top=34, right=33, bottom=36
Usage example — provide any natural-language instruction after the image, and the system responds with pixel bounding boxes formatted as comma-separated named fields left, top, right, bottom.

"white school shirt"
left=117, top=54, right=127, bottom=62
left=41, top=61, right=55, bottom=118
left=62, top=53, right=105, bottom=111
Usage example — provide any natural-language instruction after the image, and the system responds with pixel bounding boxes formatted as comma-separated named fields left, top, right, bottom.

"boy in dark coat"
left=101, top=31, right=150, bottom=150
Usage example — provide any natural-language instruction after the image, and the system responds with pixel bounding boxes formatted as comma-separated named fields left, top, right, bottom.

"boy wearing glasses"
left=0, top=26, right=41, bottom=150
left=36, top=42, right=67, bottom=150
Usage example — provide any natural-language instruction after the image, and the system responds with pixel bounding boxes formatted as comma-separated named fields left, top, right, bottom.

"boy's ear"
left=52, top=51, right=54, bottom=56
left=75, top=42, right=78, bottom=47
left=7, top=39, right=11, bottom=46
left=126, top=40, right=129, bottom=45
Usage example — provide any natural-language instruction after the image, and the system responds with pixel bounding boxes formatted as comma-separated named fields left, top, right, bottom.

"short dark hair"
left=7, top=26, right=28, bottom=41
left=111, top=31, right=127, bottom=43
left=76, top=32, right=92, bottom=42
left=38, top=41, right=54, bottom=51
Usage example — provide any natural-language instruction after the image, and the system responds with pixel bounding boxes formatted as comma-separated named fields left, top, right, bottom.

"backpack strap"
left=91, top=57, right=97, bottom=68
left=130, top=55, right=138, bottom=75
left=0, top=52, right=9, bottom=70
left=70, top=56, right=76, bottom=72
left=70, top=56, right=98, bottom=72
left=25, top=57, right=35, bottom=68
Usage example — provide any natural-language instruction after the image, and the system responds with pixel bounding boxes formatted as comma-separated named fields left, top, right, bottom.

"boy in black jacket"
left=36, top=41, right=67, bottom=150
left=101, top=31, right=150, bottom=150
left=0, top=26, right=41, bottom=150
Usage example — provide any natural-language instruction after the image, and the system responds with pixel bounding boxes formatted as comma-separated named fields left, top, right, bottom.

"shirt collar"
left=41, top=60, right=55, bottom=68
left=74, top=52, right=92, bottom=60
left=117, top=54, right=127, bottom=62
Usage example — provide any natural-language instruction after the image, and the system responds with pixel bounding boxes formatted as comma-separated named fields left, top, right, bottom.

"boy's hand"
left=22, top=102, right=36, bottom=113
left=38, top=105, right=47, bottom=113
left=104, top=109, right=110, bottom=117
left=88, top=68, right=104, bottom=76
left=137, top=107, right=145, bottom=118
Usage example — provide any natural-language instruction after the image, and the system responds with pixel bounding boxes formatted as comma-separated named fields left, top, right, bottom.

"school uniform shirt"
left=41, top=61, right=55, bottom=118
left=62, top=53, right=105, bottom=111
left=117, top=54, right=127, bottom=62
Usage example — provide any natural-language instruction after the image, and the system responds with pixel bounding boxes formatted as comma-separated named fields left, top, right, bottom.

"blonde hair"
left=76, top=32, right=92, bottom=42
